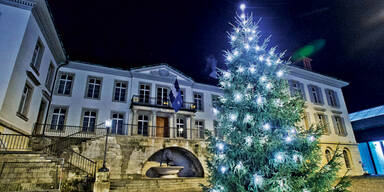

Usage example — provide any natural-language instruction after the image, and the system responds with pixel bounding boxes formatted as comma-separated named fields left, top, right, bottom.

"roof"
left=349, top=105, right=384, bottom=122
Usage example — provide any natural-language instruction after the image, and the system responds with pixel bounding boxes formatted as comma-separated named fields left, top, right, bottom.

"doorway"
left=34, top=99, right=47, bottom=134
left=156, top=117, right=169, bottom=137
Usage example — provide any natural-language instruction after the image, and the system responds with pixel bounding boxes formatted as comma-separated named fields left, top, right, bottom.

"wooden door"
left=156, top=117, right=165, bottom=137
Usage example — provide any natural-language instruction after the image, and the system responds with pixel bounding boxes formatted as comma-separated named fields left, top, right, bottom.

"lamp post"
left=99, top=119, right=111, bottom=172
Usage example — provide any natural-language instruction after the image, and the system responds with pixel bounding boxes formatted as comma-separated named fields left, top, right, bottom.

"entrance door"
left=156, top=117, right=169, bottom=137
left=34, top=99, right=47, bottom=134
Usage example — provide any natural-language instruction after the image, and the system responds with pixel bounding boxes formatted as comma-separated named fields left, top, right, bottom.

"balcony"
left=131, top=95, right=196, bottom=112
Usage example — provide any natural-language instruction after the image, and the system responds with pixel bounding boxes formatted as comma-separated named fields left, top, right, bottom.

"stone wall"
left=77, top=136, right=208, bottom=180
left=349, top=175, right=384, bottom=192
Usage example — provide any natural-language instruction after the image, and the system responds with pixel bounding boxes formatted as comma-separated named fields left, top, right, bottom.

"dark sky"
left=49, top=0, right=384, bottom=113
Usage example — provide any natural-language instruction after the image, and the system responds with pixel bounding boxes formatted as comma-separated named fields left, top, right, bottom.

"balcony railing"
left=34, top=123, right=107, bottom=138
left=0, top=134, right=30, bottom=151
left=108, top=124, right=205, bottom=140
left=131, top=95, right=197, bottom=112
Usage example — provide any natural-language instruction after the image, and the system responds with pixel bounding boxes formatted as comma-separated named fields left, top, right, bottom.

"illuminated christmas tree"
left=205, top=4, right=349, bottom=192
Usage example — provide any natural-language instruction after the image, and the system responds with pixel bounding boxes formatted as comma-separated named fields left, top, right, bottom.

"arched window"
left=343, top=149, right=352, bottom=169
left=325, top=149, right=332, bottom=163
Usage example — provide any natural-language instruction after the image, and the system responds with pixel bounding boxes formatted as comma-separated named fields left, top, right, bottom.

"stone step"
left=109, top=178, right=206, bottom=192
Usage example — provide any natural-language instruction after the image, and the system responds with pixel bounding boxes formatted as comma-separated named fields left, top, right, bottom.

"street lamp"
left=99, top=119, right=112, bottom=172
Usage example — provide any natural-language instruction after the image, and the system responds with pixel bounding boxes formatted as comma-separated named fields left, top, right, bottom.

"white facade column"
left=151, top=111, right=157, bottom=137
left=186, top=116, right=191, bottom=139
left=131, top=109, right=138, bottom=135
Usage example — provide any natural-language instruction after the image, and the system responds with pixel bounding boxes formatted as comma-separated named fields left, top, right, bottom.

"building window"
left=17, top=83, right=33, bottom=118
left=316, top=113, right=330, bottom=134
left=333, top=115, right=347, bottom=136
left=57, top=73, right=74, bottom=95
left=157, top=87, right=168, bottom=106
left=113, top=81, right=127, bottom=102
left=180, top=90, right=185, bottom=108
left=45, top=63, right=55, bottom=90
left=343, top=149, right=352, bottom=169
left=325, top=149, right=332, bottom=163
left=288, top=80, right=306, bottom=100
left=195, top=120, right=204, bottom=139
left=325, top=89, right=339, bottom=107
left=212, top=94, right=220, bottom=107
left=111, top=113, right=125, bottom=135
left=176, top=118, right=186, bottom=138
left=30, top=39, right=44, bottom=73
left=308, top=85, right=323, bottom=104
left=50, top=107, right=66, bottom=131
left=214, top=120, right=223, bottom=139
left=138, top=115, right=149, bottom=136
left=194, top=92, right=203, bottom=111
left=139, top=84, right=151, bottom=103
left=82, top=110, right=97, bottom=132
left=303, top=112, right=311, bottom=130
left=86, top=77, right=102, bottom=99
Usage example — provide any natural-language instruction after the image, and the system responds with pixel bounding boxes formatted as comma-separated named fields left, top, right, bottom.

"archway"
left=144, top=147, right=204, bottom=178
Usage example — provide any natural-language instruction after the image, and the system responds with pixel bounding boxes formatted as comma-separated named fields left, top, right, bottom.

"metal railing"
left=108, top=124, right=205, bottom=140
left=0, top=161, right=62, bottom=191
left=131, top=95, right=197, bottom=112
left=0, top=134, right=30, bottom=151
left=34, top=123, right=106, bottom=138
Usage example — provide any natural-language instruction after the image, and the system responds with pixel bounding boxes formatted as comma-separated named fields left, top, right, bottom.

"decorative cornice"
left=65, top=61, right=132, bottom=77
left=287, top=66, right=349, bottom=88
left=0, top=0, right=35, bottom=10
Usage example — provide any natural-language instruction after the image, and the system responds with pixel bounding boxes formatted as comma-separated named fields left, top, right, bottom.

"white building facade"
left=0, top=0, right=363, bottom=177
left=0, top=0, right=66, bottom=134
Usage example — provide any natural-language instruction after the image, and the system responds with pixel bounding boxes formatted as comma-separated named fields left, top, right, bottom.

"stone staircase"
left=109, top=177, right=207, bottom=192
left=0, top=152, right=62, bottom=191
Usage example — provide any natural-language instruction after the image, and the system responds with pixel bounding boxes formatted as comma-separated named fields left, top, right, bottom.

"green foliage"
left=204, top=7, right=349, bottom=192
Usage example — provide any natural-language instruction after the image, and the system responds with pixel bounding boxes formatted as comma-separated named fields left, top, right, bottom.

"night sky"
left=48, top=0, right=384, bottom=113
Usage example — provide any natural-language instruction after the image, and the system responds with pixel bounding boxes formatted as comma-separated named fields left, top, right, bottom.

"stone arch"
left=342, top=147, right=353, bottom=169
left=325, top=147, right=333, bottom=163
left=142, top=147, right=204, bottom=178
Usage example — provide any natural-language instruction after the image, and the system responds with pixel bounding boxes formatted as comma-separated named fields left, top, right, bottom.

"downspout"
left=41, top=60, right=69, bottom=135
left=129, top=70, right=134, bottom=135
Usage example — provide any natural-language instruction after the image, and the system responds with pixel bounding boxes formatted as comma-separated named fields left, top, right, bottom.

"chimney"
left=302, top=57, right=312, bottom=71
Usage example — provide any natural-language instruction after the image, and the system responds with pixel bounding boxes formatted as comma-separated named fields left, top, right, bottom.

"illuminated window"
left=176, top=118, right=186, bottom=138
left=194, top=92, right=204, bottom=111
left=288, top=80, right=305, bottom=100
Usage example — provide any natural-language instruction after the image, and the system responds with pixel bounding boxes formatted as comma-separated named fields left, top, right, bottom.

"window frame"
left=343, top=149, right=352, bottom=169
left=45, top=63, right=55, bottom=91
left=195, top=120, right=205, bottom=139
left=30, top=38, right=45, bottom=75
left=333, top=115, right=347, bottom=136
left=17, top=81, right=34, bottom=120
left=49, top=106, right=68, bottom=131
left=110, top=111, right=125, bottom=135
left=193, top=92, right=204, bottom=112
left=137, top=114, right=149, bottom=136
left=176, top=117, right=186, bottom=138
left=85, top=76, right=103, bottom=100
left=315, top=113, right=330, bottom=135
left=138, top=83, right=151, bottom=104
left=308, top=84, right=323, bottom=105
left=325, top=148, right=332, bottom=163
left=55, top=72, right=75, bottom=96
left=156, top=85, right=169, bottom=106
left=325, top=89, right=340, bottom=108
left=288, top=80, right=306, bottom=100
left=81, top=108, right=98, bottom=132
left=112, top=80, right=128, bottom=103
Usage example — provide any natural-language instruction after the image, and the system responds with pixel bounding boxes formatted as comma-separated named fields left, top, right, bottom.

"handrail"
left=131, top=95, right=197, bottom=111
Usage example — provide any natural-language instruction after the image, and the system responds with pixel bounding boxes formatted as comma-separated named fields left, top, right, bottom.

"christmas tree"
left=205, top=4, right=350, bottom=192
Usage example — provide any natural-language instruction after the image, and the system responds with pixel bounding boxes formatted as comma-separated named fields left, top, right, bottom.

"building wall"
left=0, top=1, right=64, bottom=134
left=0, top=3, right=31, bottom=111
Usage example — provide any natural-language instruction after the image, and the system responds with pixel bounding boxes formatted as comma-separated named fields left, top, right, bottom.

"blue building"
left=350, top=105, right=384, bottom=175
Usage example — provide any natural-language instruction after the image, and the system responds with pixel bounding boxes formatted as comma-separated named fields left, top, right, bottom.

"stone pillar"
left=131, top=109, right=138, bottom=135
left=151, top=112, right=157, bottom=137
left=93, top=171, right=110, bottom=192
left=186, top=116, right=191, bottom=139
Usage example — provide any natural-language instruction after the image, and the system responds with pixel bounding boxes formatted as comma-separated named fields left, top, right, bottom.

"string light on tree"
left=253, top=174, right=264, bottom=186
left=262, top=123, right=271, bottom=130
left=220, top=166, right=228, bottom=174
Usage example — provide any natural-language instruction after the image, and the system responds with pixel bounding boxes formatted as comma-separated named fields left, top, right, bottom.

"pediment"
left=131, top=64, right=193, bottom=83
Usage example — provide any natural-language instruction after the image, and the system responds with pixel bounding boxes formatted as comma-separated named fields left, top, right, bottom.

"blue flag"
left=169, top=79, right=183, bottom=112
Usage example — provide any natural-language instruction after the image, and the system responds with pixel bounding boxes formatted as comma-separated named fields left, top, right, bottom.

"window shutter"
left=334, top=91, right=340, bottom=108
left=341, top=117, right=347, bottom=136
left=324, top=115, right=330, bottom=134
left=299, top=83, right=306, bottom=101
left=308, top=85, right=315, bottom=103
left=288, top=80, right=295, bottom=97
left=332, top=116, right=339, bottom=135
left=325, top=90, right=331, bottom=106
left=317, top=87, right=324, bottom=104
